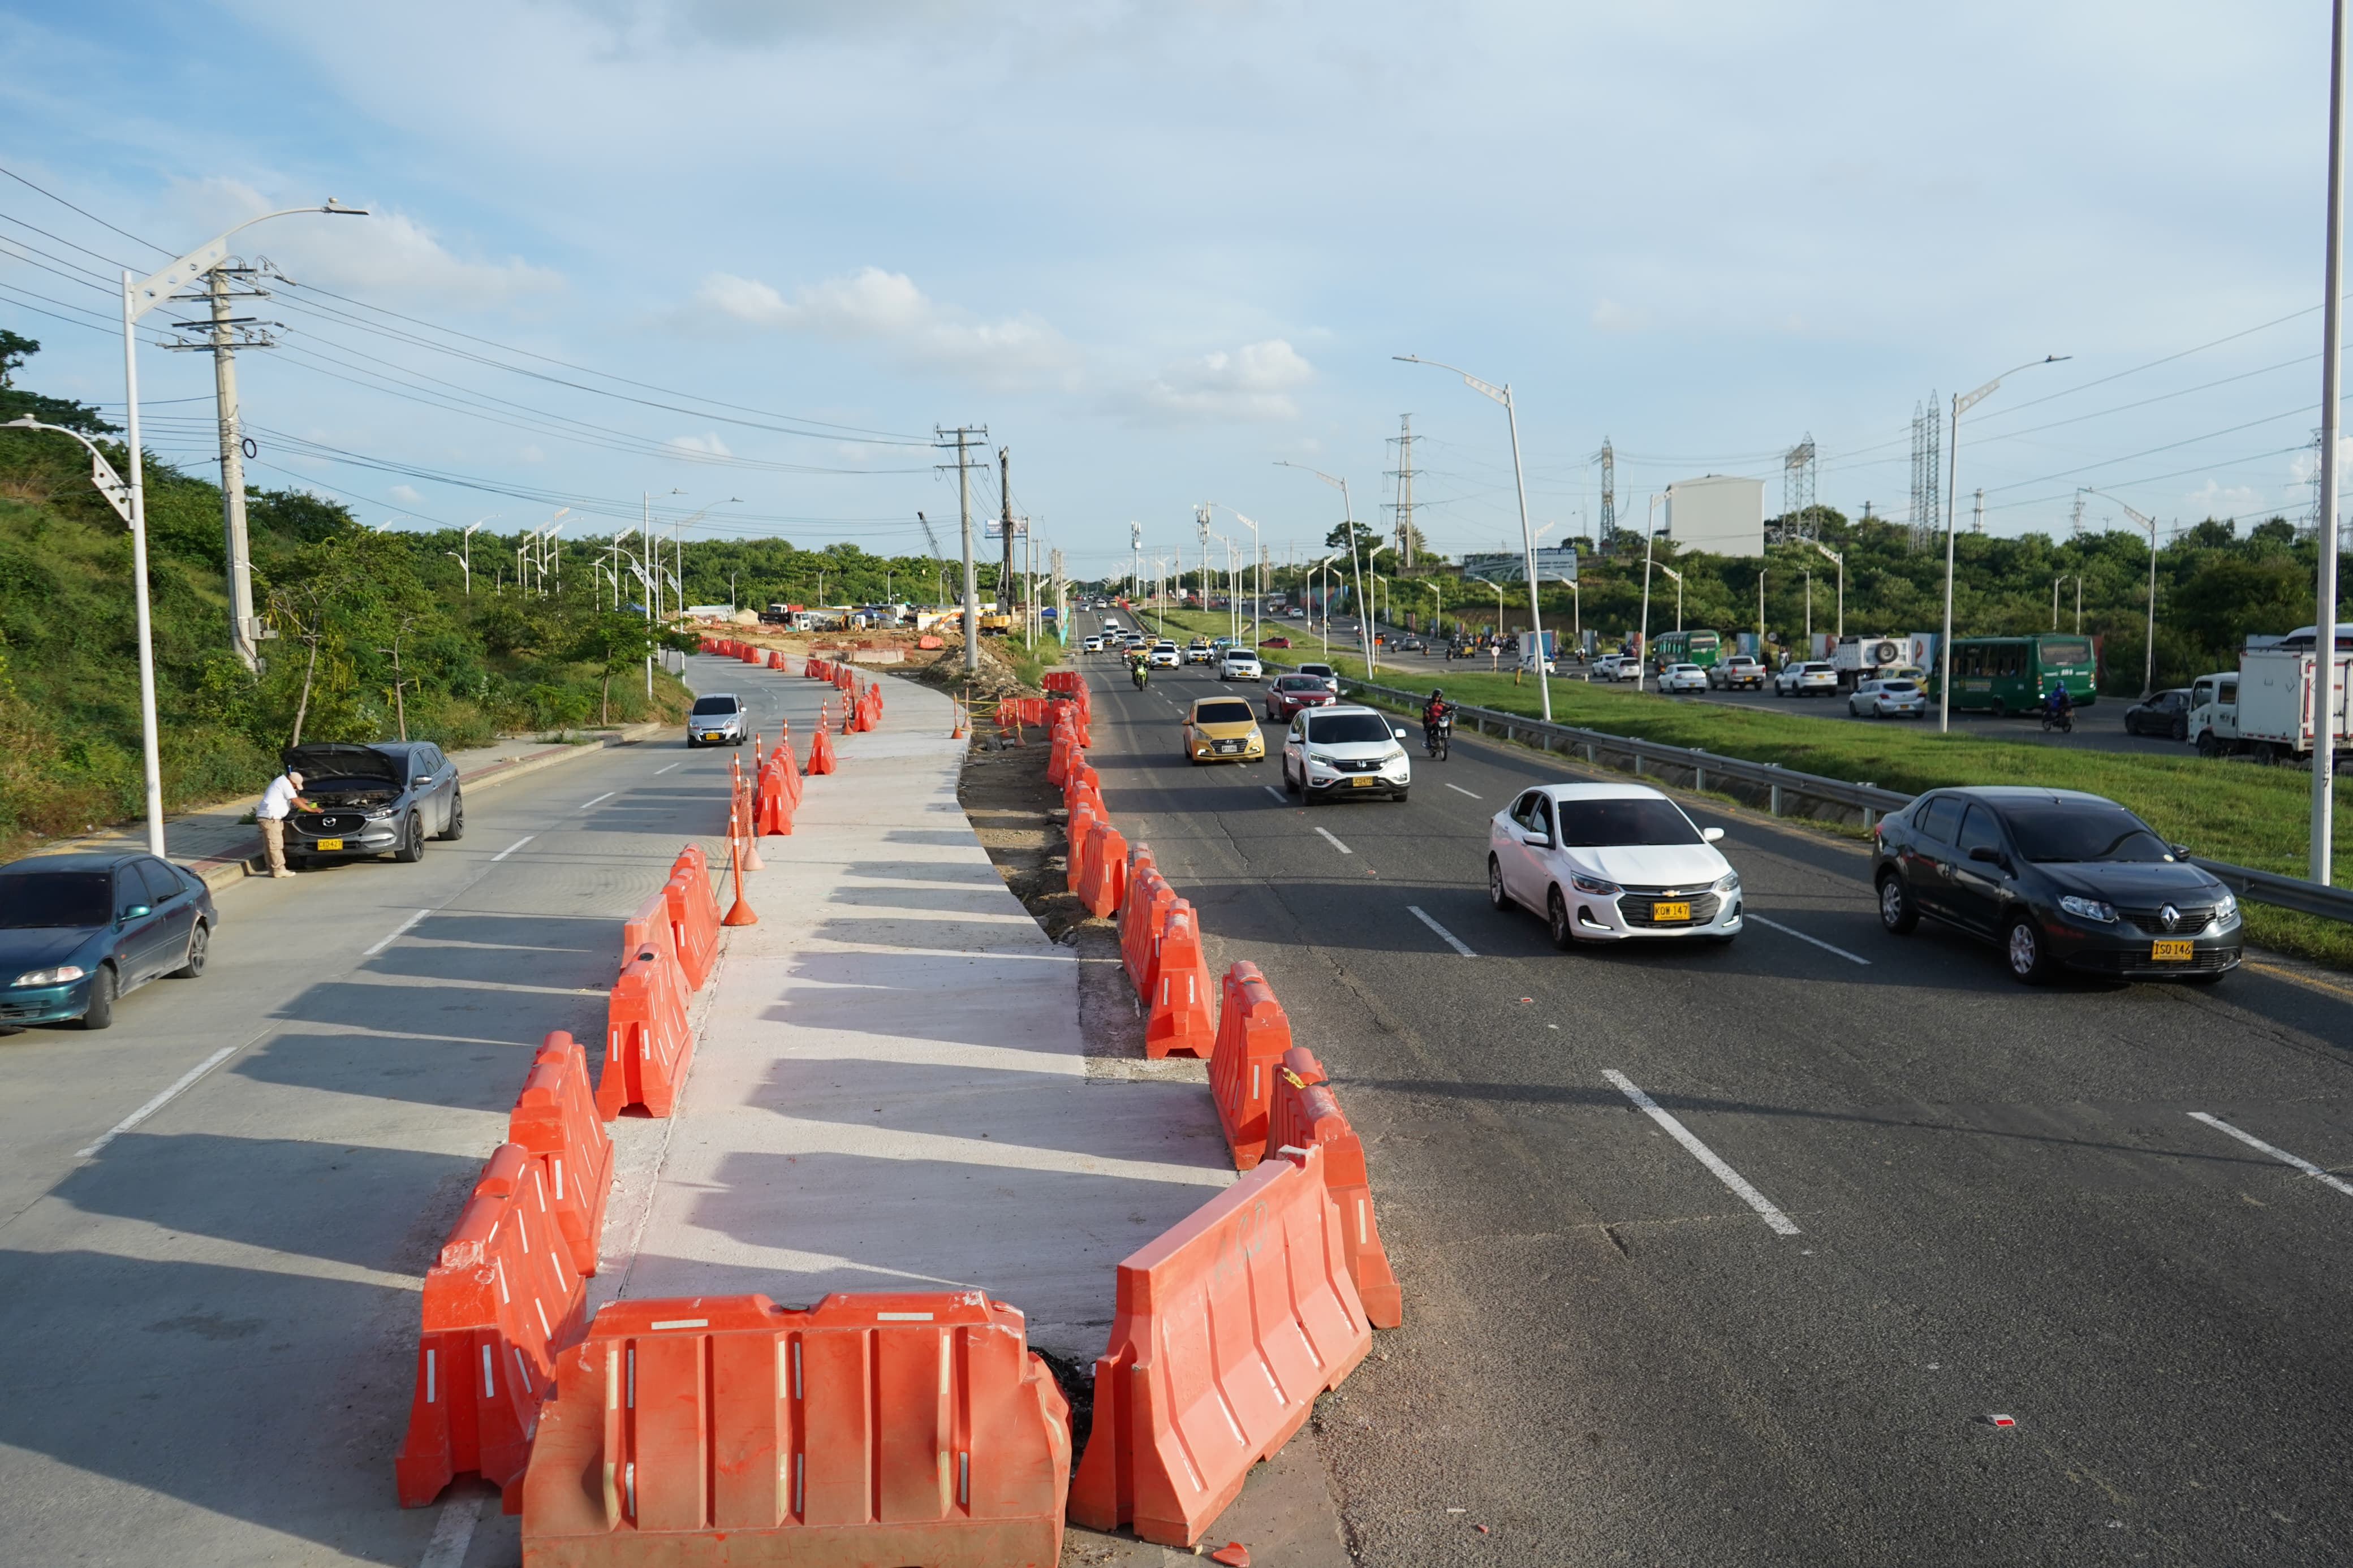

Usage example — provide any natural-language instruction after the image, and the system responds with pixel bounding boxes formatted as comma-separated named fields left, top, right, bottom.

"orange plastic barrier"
left=395, top=1143, right=589, bottom=1509
left=739, top=647, right=759, bottom=664
left=770, top=738, right=802, bottom=806
left=1067, top=1143, right=1370, bottom=1546
left=596, top=934, right=695, bottom=1119
left=1270, top=1048, right=1402, bottom=1329
left=768, top=650, right=785, bottom=670
left=508, top=1031, right=615, bottom=1276
left=520, top=1291, right=1070, bottom=1566
left=664, top=852, right=721, bottom=992
left=1115, top=844, right=1156, bottom=936
left=1079, top=818, right=1127, bottom=919
left=1208, top=962, right=1294, bottom=1170
left=1065, top=802, right=1100, bottom=898
left=1122, top=871, right=1176, bottom=997
left=1144, top=900, right=1214, bottom=1060
left=808, top=720, right=837, bottom=775
left=755, top=767, right=794, bottom=836
left=1046, top=731, right=1072, bottom=787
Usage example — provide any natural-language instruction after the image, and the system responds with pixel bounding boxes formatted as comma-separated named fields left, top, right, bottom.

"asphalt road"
left=1080, top=612, right=2353, bottom=1567
left=0, top=675, right=815, bottom=1568
left=1171, top=609, right=2186, bottom=756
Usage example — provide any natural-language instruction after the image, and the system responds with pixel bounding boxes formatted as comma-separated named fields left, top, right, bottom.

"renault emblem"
left=2159, top=904, right=2181, bottom=931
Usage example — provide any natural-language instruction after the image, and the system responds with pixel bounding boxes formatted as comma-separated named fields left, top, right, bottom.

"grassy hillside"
left=0, top=340, right=695, bottom=857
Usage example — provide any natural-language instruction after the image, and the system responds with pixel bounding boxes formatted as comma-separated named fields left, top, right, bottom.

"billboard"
left=1461, top=547, right=1579, bottom=585
left=1665, top=475, right=1765, bottom=557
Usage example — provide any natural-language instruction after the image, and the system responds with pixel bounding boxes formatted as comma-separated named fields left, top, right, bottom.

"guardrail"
left=1331, top=673, right=2353, bottom=927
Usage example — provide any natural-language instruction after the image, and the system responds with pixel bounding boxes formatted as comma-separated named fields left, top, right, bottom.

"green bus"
left=1941, top=634, right=2098, bottom=715
left=1649, top=628, right=1722, bottom=672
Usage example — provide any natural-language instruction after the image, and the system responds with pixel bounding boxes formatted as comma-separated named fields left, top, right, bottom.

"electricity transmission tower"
left=1595, top=439, right=1617, bottom=552
left=1385, top=414, right=1416, bottom=567
left=1908, top=397, right=1942, bottom=552
left=1783, top=436, right=1817, bottom=540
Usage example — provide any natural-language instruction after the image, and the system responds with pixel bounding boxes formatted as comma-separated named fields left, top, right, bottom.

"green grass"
left=1123, top=603, right=2353, bottom=969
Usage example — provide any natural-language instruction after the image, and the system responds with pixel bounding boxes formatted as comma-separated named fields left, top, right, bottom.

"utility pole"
left=2314, top=0, right=2346, bottom=885
left=164, top=265, right=277, bottom=672
left=999, top=447, right=1015, bottom=621
left=939, top=427, right=986, bottom=672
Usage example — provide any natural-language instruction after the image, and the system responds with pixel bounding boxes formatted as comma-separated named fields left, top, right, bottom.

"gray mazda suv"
left=281, top=741, right=464, bottom=869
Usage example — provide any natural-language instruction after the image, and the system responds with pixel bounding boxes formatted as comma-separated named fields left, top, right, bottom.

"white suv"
left=1282, top=704, right=1411, bottom=802
left=1774, top=660, right=1839, bottom=698
left=1148, top=641, right=1182, bottom=669
left=1219, top=647, right=1264, bottom=681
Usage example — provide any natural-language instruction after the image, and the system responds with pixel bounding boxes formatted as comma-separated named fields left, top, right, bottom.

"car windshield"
left=1308, top=714, right=1394, bottom=745
left=1555, top=798, right=1704, bottom=847
left=1194, top=701, right=1255, bottom=724
left=689, top=697, right=738, bottom=716
left=2003, top=804, right=2172, bottom=863
left=1298, top=665, right=1334, bottom=677
left=0, top=870, right=112, bottom=928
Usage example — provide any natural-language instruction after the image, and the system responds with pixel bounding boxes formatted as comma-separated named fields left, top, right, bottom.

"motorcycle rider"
left=2044, top=683, right=2074, bottom=727
left=1423, top=687, right=1455, bottom=748
left=1129, top=646, right=1149, bottom=688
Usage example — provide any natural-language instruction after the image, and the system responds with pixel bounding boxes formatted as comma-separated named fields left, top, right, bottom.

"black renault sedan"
left=1871, top=785, right=2240, bottom=983
left=282, top=741, right=464, bottom=869
left=0, top=850, right=217, bottom=1030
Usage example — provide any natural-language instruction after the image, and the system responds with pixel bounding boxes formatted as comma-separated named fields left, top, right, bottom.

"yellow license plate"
left=2151, top=939, right=2194, bottom=962
left=1653, top=901, right=1692, bottom=922
left=1351, top=776, right=1376, bottom=788
left=315, top=838, right=343, bottom=850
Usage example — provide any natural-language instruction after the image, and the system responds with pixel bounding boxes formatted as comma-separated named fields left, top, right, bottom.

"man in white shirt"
left=255, top=768, right=311, bottom=879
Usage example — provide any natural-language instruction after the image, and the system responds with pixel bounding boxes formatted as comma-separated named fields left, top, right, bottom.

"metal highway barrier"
left=1326, top=671, right=2353, bottom=928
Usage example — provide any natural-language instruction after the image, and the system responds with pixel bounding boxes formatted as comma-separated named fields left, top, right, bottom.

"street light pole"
left=1811, top=540, right=1844, bottom=640
left=1395, top=354, right=1552, bottom=720
left=1275, top=462, right=1377, bottom=673
left=4, top=416, right=162, bottom=853
left=1941, top=356, right=2071, bottom=731
left=2089, top=491, right=2164, bottom=698
left=2314, top=0, right=2347, bottom=885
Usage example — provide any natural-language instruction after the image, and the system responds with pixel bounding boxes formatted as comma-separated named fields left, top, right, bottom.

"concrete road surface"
left=1072, top=610, right=2353, bottom=1567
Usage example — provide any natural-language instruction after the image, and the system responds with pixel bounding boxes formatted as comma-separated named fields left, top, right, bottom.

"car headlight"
left=364, top=806, right=397, bottom=819
left=13, top=965, right=86, bottom=987
left=2216, top=892, right=2239, bottom=923
left=1713, top=870, right=1740, bottom=895
left=2058, top=895, right=2118, bottom=924
left=1570, top=872, right=1622, bottom=897
left=1305, top=751, right=1335, bottom=769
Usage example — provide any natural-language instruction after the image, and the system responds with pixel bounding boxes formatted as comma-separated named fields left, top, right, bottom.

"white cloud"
left=388, top=483, right=425, bottom=505
left=1127, top=339, right=1313, bottom=424
left=667, top=431, right=734, bottom=458
left=685, top=267, right=1081, bottom=391
left=166, top=177, right=564, bottom=306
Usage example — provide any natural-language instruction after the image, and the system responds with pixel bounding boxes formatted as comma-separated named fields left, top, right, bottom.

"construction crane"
left=917, top=511, right=948, bottom=610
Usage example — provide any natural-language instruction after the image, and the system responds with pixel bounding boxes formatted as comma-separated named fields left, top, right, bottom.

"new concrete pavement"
left=1079, top=610, right=2353, bottom=1567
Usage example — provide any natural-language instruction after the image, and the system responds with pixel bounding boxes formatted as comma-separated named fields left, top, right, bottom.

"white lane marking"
left=1263, top=785, right=1287, bottom=802
left=1744, top=913, right=1871, bottom=966
left=490, top=835, right=535, bottom=862
left=418, top=1494, right=480, bottom=1568
left=1605, top=1069, right=1802, bottom=1236
left=2188, top=1112, right=2353, bottom=1199
left=579, top=791, right=615, bottom=810
left=76, top=1043, right=240, bottom=1159
left=654, top=762, right=680, bottom=775
left=1408, top=905, right=1476, bottom=957
left=364, top=908, right=431, bottom=958
left=1445, top=783, right=1482, bottom=799
left=1313, top=826, right=1353, bottom=855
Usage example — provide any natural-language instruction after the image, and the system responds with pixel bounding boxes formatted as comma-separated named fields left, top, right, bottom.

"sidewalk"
left=600, top=659, right=1236, bottom=1362
left=42, top=724, right=665, bottom=892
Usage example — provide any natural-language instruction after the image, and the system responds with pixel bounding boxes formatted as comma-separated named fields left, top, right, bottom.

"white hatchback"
left=1848, top=677, right=1927, bottom=719
left=1486, top=783, right=1742, bottom=948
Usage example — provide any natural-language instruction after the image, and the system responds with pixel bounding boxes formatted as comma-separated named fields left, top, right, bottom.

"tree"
left=1324, top=519, right=1380, bottom=554
left=572, top=611, right=649, bottom=725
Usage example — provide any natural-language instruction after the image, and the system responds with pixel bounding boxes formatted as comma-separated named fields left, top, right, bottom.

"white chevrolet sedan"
left=1487, top=783, right=1742, bottom=948
left=1657, top=662, right=1710, bottom=694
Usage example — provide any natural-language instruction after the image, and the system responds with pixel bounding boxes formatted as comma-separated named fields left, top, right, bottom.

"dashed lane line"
left=1605, top=1069, right=1802, bottom=1236
left=1408, top=905, right=1477, bottom=957
left=1313, top=826, right=1353, bottom=855
left=1264, top=785, right=1287, bottom=802
left=579, top=791, right=616, bottom=810
left=2188, top=1112, right=2353, bottom=1200
left=363, top=908, right=431, bottom=958
left=490, top=835, right=535, bottom=862
left=1744, top=913, right=1871, bottom=966
left=1445, top=783, right=1482, bottom=799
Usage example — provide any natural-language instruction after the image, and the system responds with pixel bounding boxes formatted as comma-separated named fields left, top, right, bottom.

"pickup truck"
left=1710, top=655, right=1766, bottom=691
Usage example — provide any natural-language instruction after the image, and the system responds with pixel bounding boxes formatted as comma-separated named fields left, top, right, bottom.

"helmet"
left=1430, top=688, right=1443, bottom=699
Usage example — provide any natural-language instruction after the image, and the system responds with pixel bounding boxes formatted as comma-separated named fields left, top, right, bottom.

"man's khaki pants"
left=260, top=818, right=287, bottom=874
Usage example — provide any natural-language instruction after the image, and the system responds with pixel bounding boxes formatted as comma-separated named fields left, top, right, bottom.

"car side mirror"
left=2169, top=843, right=2191, bottom=860
left=1527, top=833, right=1553, bottom=849
left=1968, top=845, right=2007, bottom=867
left=120, top=904, right=151, bottom=921
left=1702, top=827, right=1726, bottom=843
left=1393, top=727, right=1408, bottom=740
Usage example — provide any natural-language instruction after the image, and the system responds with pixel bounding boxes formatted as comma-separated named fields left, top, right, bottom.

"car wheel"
left=1488, top=856, right=1511, bottom=912
left=2005, top=916, right=2052, bottom=984
left=685, top=738, right=699, bottom=749
left=2172, top=716, right=2188, bottom=742
left=1990, top=698, right=2007, bottom=719
left=1876, top=871, right=1918, bottom=934
left=2196, top=730, right=2220, bottom=758
left=393, top=811, right=426, bottom=863
left=1546, top=887, right=1577, bottom=950
left=169, top=921, right=209, bottom=979
left=80, top=965, right=117, bottom=1030
left=438, top=790, right=465, bottom=841
left=1391, top=788, right=1409, bottom=803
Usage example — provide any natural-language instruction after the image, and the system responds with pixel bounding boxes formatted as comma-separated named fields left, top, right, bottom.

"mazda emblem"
left=2160, top=904, right=2181, bottom=931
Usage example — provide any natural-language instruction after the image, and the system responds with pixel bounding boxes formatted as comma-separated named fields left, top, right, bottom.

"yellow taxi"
left=1182, top=695, right=1266, bottom=764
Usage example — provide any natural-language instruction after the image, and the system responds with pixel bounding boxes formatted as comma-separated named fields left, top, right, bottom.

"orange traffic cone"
left=951, top=698, right=964, bottom=740
left=722, top=814, right=759, bottom=927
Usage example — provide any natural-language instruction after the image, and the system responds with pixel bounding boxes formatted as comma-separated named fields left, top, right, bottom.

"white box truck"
left=1830, top=634, right=1910, bottom=690
left=2187, top=627, right=2352, bottom=763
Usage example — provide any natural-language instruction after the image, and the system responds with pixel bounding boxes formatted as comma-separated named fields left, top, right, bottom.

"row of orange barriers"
left=1041, top=667, right=1403, bottom=1548
left=395, top=1031, right=614, bottom=1510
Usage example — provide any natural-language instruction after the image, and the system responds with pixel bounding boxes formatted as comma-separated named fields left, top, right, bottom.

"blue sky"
left=0, top=1, right=2341, bottom=576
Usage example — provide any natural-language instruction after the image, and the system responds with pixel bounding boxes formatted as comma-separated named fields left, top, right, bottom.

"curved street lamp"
left=1939, top=355, right=2070, bottom=731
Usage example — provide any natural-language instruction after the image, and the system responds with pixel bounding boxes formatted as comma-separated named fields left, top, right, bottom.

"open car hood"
left=282, top=741, right=400, bottom=785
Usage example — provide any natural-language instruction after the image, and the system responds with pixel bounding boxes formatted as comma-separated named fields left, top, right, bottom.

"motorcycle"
left=2040, top=706, right=2073, bottom=733
left=1424, top=709, right=1454, bottom=760
left=1131, top=663, right=1149, bottom=690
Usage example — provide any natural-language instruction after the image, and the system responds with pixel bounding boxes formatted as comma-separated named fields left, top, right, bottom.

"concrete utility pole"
left=2314, top=0, right=2347, bottom=885
left=999, top=447, right=1015, bottom=620
left=938, top=426, right=986, bottom=672
left=194, top=267, right=264, bottom=672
